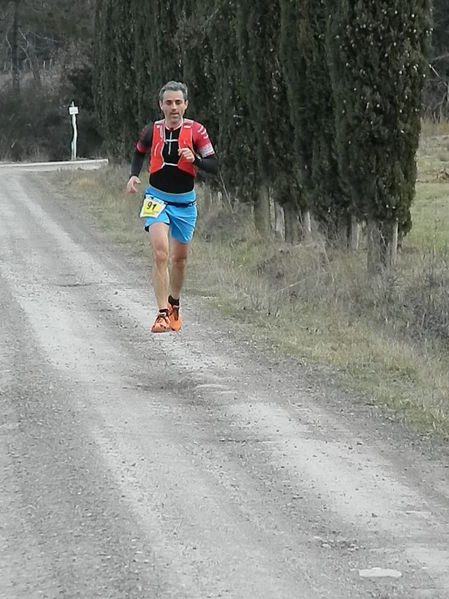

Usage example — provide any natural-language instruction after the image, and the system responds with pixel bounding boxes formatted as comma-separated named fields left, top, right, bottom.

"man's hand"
left=178, top=147, right=195, bottom=163
left=127, top=176, right=141, bottom=194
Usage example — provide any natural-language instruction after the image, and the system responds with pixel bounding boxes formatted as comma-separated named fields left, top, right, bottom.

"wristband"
left=193, top=155, right=203, bottom=168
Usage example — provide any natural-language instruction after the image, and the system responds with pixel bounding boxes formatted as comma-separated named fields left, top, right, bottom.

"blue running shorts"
left=143, top=185, right=197, bottom=244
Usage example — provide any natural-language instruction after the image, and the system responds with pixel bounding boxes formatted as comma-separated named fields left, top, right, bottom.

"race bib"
left=140, top=195, right=166, bottom=218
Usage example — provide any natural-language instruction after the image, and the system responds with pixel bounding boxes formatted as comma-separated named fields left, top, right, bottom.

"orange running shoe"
left=151, top=310, right=171, bottom=333
left=167, top=300, right=182, bottom=332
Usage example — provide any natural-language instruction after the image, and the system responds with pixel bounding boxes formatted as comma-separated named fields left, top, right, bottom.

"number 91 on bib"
left=140, top=195, right=166, bottom=218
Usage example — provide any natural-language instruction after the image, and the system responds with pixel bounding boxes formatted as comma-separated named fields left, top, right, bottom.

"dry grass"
left=420, top=119, right=449, bottom=137
left=412, top=132, right=449, bottom=250
left=51, top=132, right=449, bottom=437
left=188, top=210, right=449, bottom=435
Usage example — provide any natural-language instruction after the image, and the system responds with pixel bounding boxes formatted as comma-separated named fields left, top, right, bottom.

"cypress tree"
left=207, top=0, right=257, bottom=203
left=152, top=1, right=183, bottom=84
left=327, top=0, right=432, bottom=269
left=132, top=1, right=159, bottom=125
left=280, top=0, right=349, bottom=240
left=109, top=1, right=138, bottom=156
left=95, top=1, right=157, bottom=157
left=167, top=0, right=216, bottom=132
left=132, top=1, right=182, bottom=128
left=236, top=1, right=293, bottom=237
left=172, top=0, right=219, bottom=197
left=279, top=0, right=313, bottom=223
left=93, top=0, right=117, bottom=144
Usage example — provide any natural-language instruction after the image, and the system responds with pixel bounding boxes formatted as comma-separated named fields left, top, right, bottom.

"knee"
left=153, top=246, right=169, bottom=266
left=172, top=254, right=187, bottom=268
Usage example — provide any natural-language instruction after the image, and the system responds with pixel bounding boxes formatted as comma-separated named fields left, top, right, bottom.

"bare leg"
left=148, top=222, right=170, bottom=309
left=169, top=237, right=190, bottom=299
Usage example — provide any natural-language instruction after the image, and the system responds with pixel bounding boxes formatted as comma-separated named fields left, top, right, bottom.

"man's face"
left=160, top=90, right=188, bottom=128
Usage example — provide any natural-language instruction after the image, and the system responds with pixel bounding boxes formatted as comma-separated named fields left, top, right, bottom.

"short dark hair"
left=159, top=81, right=188, bottom=102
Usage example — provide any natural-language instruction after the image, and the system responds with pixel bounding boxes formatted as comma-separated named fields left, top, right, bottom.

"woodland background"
left=0, top=0, right=448, bottom=271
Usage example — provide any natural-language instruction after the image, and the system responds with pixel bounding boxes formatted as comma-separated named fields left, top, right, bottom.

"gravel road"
left=0, top=167, right=448, bottom=598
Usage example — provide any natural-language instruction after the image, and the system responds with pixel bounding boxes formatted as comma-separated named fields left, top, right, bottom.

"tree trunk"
left=386, top=219, right=399, bottom=268
left=274, top=200, right=284, bottom=241
left=366, top=219, right=398, bottom=273
left=284, top=202, right=300, bottom=243
left=302, top=209, right=312, bottom=239
left=253, top=185, right=271, bottom=237
left=366, top=220, right=385, bottom=275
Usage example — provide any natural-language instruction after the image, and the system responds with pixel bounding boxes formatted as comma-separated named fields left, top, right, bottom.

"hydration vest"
left=149, top=119, right=198, bottom=177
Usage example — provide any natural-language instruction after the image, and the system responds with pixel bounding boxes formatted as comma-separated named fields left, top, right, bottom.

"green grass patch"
left=411, top=133, right=449, bottom=249
left=408, top=183, right=449, bottom=249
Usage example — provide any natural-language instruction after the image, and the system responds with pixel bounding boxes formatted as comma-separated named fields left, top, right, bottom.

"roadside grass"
left=53, top=132, right=449, bottom=437
left=420, top=119, right=449, bottom=137
left=60, top=166, right=152, bottom=259
left=187, top=228, right=449, bottom=435
left=412, top=133, right=449, bottom=249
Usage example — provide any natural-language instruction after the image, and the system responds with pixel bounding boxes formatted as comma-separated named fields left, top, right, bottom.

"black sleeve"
left=130, top=151, right=145, bottom=178
left=130, top=124, right=153, bottom=178
left=193, top=153, right=219, bottom=176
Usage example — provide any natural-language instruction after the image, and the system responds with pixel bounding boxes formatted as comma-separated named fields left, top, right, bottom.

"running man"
left=127, top=81, right=218, bottom=333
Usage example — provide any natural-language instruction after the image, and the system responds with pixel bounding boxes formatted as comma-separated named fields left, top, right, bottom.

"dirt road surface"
left=1, top=168, right=448, bottom=598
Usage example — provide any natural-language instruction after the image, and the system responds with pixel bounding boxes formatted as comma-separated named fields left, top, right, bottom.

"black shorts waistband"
left=164, top=200, right=196, bottom=208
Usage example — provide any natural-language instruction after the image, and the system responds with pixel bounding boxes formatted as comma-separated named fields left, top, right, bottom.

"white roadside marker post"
left=69, top=101, right=79, bottom=160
